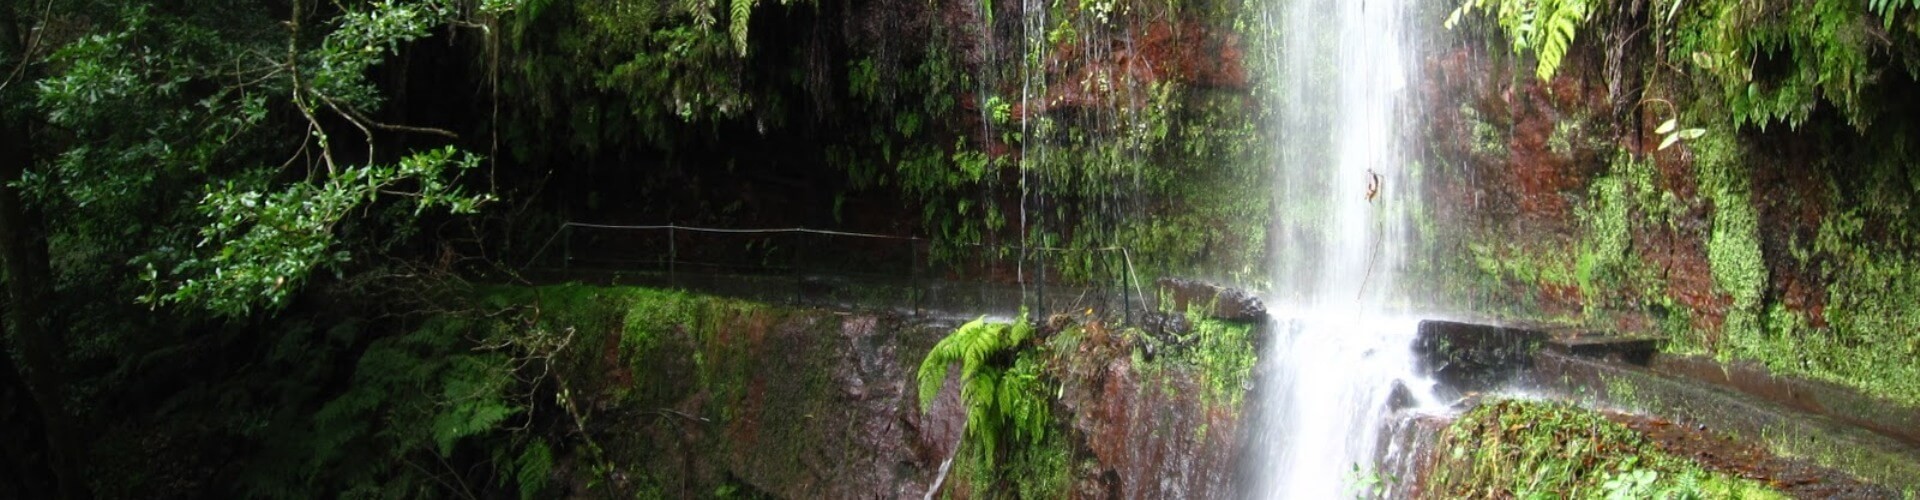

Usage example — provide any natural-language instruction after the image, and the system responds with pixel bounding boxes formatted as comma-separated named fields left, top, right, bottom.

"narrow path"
left=1606, top=410, right=1895, bottom=498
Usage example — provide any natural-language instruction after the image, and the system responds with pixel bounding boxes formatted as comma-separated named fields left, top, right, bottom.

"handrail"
left=521, top=221, right=1149, bottom=321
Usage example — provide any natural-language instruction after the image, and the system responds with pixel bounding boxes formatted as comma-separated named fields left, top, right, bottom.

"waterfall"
left=1252, top=0, right=1438, bottom=497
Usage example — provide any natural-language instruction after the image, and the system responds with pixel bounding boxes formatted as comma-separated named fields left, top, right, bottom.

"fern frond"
left=432, top=399, right=519, bottom=457
left=1534, top=0, right=1590, bottom=80
left=1446, top=0, right=1593, bottom=81
left=917, top=317, right=995, bottom=410
left=513, top=441, right=554, bottom=500
left=729, top=0, right=754, bottom=57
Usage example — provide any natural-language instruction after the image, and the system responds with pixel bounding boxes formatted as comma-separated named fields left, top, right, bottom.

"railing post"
left=909, top=239, right=921, bottom=316
left=562, top=224, right=572, bottom=270
left=1036, top=247, right=1047, bottom=320
left=1119, top=249, right=1131, bottom=324
left=668, top=226, right=677, bottom=287
left=792, top=232, right=804, bottom=306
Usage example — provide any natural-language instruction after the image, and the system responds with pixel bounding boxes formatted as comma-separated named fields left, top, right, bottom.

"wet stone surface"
left=1411, top=320, right=1546, bottom=397
left=1155, top=278, right=1267, bottom=322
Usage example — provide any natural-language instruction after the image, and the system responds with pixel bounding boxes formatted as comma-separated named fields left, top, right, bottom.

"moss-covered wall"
left=1421, top=2, right=1920, bottom=408
left=488, top=285, right=962, bottom=497
left=458, top=285, right=1262, bottom=498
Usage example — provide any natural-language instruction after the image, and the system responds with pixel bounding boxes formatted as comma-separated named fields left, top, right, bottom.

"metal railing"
left=524, top=222, right=1147, bottom=320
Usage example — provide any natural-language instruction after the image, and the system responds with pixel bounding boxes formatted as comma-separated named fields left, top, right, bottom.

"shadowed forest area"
left=2, top=0, right=1918, bottom=498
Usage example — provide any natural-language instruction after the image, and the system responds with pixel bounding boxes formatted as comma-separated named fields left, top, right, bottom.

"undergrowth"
left=1428, top=399, right=1783, bottom=499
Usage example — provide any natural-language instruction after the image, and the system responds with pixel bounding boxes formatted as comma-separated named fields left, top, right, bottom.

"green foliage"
left=915, top=314, right=1060, bottom=492
left=502, top=0, right=797, bottom=153
left=237, top=314, right=561, bottom=499
left=1654, top=118, right=1707, bottom=151
left=1672, top=0, right=1920, bottom=130
left=508, top=441, right=554, bottom=500
left=26, top=0, right=494, bottom=318
left=141, top=147, right=491, bottom=316
left=1429, top=399, right=1783, bottom=499
left=1690, top=131, right=1769, bottom=351
left=1447, top=0, right=1595, bottom=80
left=728, top=0, right=754, bottom=57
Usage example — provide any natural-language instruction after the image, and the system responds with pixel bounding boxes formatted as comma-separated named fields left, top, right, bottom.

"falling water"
left=1253, top=0, right=1436, bottom=497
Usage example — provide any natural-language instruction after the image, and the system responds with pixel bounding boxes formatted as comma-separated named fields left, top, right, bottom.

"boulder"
left=1411, top=320, right=1546, bottom=396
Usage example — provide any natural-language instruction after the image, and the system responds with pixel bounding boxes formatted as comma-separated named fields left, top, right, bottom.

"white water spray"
left=1253, top=0, right=1437, bottom=497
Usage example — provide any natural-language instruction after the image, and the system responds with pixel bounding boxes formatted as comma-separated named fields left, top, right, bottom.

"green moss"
left=1692, top=130, right=1770, bottom=355
left=1547, top=117, right=1581, bottom=157
left=1576, top=173, right=1632, bottom=301
left=1464, top=103, right=1508, bottom=158
left=1428, top=399, right=1783, bottom=499
left=1781, top=207, right=1920, bottom=407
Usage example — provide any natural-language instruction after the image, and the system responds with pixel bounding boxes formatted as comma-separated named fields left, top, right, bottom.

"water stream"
left=1253, top=0, right=1437, bottom=497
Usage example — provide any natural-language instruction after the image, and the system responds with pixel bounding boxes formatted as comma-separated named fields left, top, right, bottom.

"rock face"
left=571, top=304, right=965, bottom=498
left=569, top=290, right=1255, bottom=498
left=1411, top=320, right=1546, bottom=397
left=1156, top=277, right=1268, bottom=322
left=1054, top=330, right=1248, bottom=498
left=717, top=315, right=964, bottom=498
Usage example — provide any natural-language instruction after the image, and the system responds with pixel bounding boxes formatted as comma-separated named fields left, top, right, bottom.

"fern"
left=728, top=0, right=754, bottom=57
left=914, top=314, right=1047, bottom=471
left=513, top=442, right=554, bottom=500
left=1447, top=0, right=1593, bottom=81
left=1533, top=0, right=1590, bottom=81
left=1869, top=0, right=1919, bottom=28
left=915, top=316, right=1032, bottom=410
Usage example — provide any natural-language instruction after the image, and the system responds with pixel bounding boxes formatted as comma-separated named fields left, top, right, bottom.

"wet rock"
left=1544, top=334, right=1661, bottom=366
left=1533, top=352, right=1920, bottom=491
left=1652, top=355, right=1920, bottom=449
left=1055, top=338, right=1244, bottom=498
left=1155, top=278, right=1267, bottom=322
left=1138, top=312, right=1193, bottom=357
left=1386, top=380, right=1417, bottom=412
left=1412, top=320, right=1546, bottom=396
left=1143, top=311, right=1193, bottom=338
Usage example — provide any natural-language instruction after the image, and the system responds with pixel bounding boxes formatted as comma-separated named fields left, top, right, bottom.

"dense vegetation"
left=1437, top=0, right=1920, bottom=407
left=1426, top=399, right=1779, bottom=499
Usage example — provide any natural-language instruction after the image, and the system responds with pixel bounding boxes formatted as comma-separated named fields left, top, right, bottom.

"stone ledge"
left=1154, top=278, right=1267, bottom=322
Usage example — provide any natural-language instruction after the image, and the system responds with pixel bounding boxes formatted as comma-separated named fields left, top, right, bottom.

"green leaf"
left=729, top=0, right=754, bottom=57
left=1655, top=118, right=1677, bottom=135
left=1659, top=133, right=1682, bottom=150
left=515, top=442, right=554, bottom=500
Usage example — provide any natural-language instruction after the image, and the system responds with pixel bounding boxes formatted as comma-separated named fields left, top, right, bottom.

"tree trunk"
left=0, top=325, right=57, bottom=500
left=0, top=119, right=91, bottom=500
left=0, top=10, right=90, bottom=496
